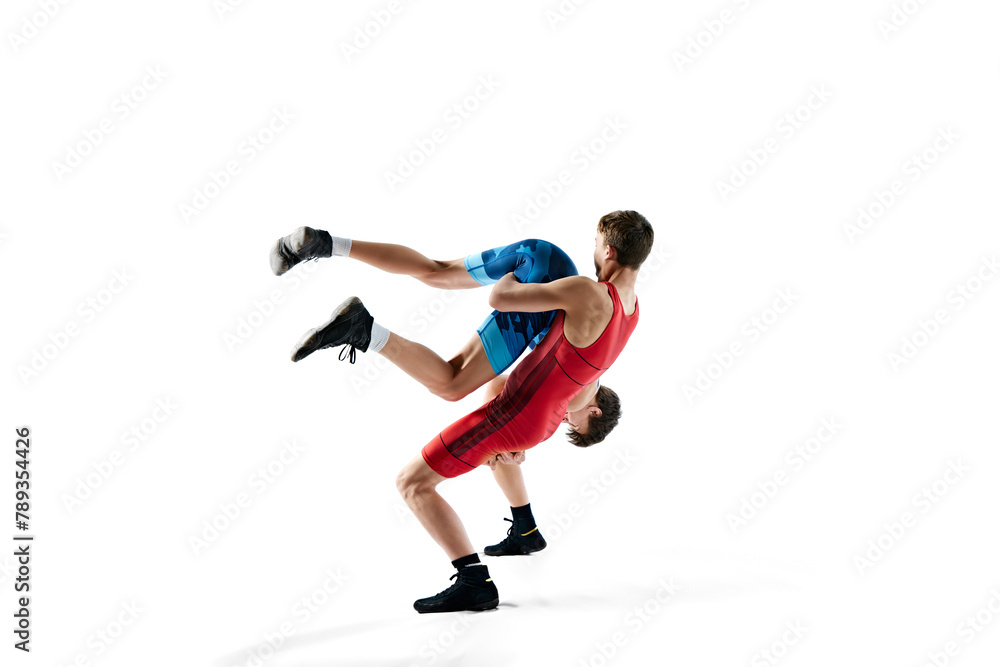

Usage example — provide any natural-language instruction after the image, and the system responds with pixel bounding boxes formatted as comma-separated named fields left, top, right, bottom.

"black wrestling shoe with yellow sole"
left=270, top=226, right=333, bottom=276
left=290, top=296, right=373, bottom=363
left=413, top=565, right=499, bottom=614
left=484, top=518, right=547, bottom=556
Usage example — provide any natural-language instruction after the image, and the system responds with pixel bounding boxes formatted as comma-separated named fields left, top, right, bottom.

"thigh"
left=446, top=334, right=499, bottom=398
left=421, top=406, right=493, bottom=478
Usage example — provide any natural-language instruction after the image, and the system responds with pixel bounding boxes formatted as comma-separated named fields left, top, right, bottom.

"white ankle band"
left=331, top=236, right=352, bottom=257
left=368, top=321, right=389, bottom=353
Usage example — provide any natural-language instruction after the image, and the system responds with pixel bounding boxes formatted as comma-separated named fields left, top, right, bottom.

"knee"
left=417, top=273, right=447, bottom=290
left=427, top=369, right=472, bottom=403
left=431, top=385, right=470, bottom=403
left=395, top=468, right=411, bottom=498
left=396, top=467, right=425, bottom=501
left=417, top=260, right=457, bottom=289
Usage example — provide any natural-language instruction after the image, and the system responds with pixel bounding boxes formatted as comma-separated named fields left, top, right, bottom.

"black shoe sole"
left=290, top=296, right=362, bottom=362
left=484, top=544, right=546, bottom=557
left=414, top=596, right=499, bottom=614
left=484, top=531, right=547, bottom=557
left=469, top=597, right=499, bottom=611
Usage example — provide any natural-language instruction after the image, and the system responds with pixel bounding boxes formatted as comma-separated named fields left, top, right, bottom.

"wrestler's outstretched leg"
left=270, top=227, right=478, bottom=289
left=396, top=455, right=499, bottom=613
left=289, top=296, right=560, bottom=401
left=290, top=299, right=496, bottom=402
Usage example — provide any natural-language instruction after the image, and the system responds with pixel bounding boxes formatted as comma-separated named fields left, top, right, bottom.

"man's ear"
left=588, top=406, right=602, bottom=418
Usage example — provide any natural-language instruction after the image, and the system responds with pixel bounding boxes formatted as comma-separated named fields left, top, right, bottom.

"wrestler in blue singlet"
left=463, top=239, right=579, bottom=374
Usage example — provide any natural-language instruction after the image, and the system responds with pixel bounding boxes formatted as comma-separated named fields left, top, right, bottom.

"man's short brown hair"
left=567, top=385, right=622, bottom=447
left=597, top=210, right=654, bottom=269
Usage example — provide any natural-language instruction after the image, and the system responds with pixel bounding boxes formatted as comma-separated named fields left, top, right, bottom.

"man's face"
left=563, top=399, right=601, bottom=435
left=562, top=406, right=592, bottom=435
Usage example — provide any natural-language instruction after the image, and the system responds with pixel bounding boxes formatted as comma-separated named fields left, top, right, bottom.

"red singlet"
left=421, top=281, right=639, bottom=477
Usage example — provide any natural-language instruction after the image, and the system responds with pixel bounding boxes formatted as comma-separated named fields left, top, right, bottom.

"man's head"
left=565, top=385, right=622, bottom=447
left=594, top=210, right=655, bottom=278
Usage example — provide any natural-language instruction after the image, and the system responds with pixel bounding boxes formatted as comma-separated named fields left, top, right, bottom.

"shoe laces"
left=437, top=572, right=462, bottom=596
left=337, top=344, right=358, bottom=364
left=453, top=567, right=489, bottom=585
left=498, top=517, right=518, bottom=544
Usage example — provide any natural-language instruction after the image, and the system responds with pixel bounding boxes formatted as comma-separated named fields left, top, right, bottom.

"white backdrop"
left=3, top=1, right=999, bottom=666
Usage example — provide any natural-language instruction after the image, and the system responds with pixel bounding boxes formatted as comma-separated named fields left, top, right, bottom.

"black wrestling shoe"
left=413, top=565, right=499, bottom=614
left=290, top=296, right=373, bottom=363
left=484, top=518, right=547, bottom=556
left=270, top=226, right=333, bottom=276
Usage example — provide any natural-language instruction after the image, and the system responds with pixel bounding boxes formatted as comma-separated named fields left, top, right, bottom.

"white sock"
left=368, top=321, right=390, bottom=353
left=331, top=235, right=352, bottom=257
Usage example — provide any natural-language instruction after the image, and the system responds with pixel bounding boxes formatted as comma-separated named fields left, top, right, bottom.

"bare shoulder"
left=556, top=276, right=608, bottom=313
left=555, top=275, right=596, bottom=288
left=561, top=275, right=606, bottom=298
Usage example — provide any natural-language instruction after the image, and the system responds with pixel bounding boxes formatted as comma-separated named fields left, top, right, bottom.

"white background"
left=3, top=1, right=1000, bottom=666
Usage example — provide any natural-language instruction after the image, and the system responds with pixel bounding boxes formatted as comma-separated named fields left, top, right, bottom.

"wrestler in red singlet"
left=422, top=280, right=639, bottom=477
